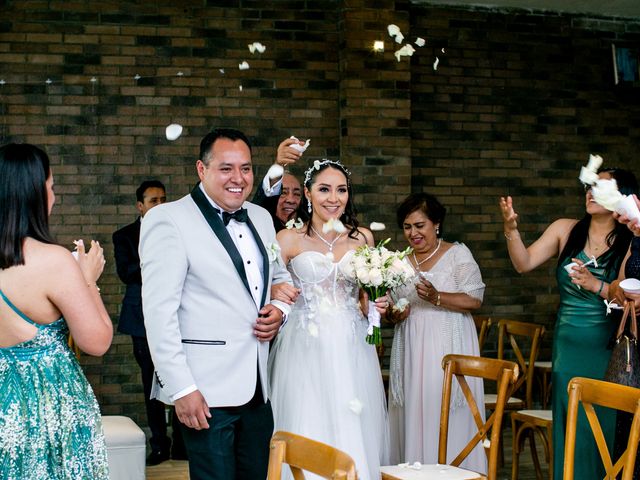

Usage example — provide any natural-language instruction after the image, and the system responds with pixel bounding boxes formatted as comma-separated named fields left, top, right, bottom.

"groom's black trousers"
left=179, top=380, right=273, bottom=480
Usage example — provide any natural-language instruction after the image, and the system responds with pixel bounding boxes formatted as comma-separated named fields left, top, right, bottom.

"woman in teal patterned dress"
left=499, top=167, right=637, bottom=479
left=0, top=143, right=113, bottom=479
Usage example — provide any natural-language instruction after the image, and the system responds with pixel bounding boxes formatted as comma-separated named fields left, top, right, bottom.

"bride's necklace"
left=413, top=238, right=442, bottom=268
left=310, top=225, right=343, bottom=253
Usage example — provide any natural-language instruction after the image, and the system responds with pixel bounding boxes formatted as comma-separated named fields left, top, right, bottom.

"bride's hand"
left=373, top=294, right=391, bottom=316
left=271, top=282, right=300, bottom=305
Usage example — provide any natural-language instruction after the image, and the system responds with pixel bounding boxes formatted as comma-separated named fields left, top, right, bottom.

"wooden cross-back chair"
left=439, top=354, right=519, bottom=480
left=472, top=316, right=493, bottom=353
left=564, top=377, right=640, bottom=480
left=267, top=430, right=357, bottom=480
left=487, top=319, right=545, bottom=410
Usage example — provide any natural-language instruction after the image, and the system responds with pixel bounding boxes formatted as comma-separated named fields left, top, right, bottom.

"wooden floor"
left=145, top=425, right=549, bottom=480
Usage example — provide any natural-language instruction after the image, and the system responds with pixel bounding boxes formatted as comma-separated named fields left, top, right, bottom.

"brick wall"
left=409, top=5, right=640, bottom=356
left=1, top=0, right=639, bottom=424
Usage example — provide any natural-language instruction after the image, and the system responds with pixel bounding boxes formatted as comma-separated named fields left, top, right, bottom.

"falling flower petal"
left=433, top=57, right=440, bottom=70
left=394, top=44, right=415, bottom=62
left=441, top=47, right=445, bottom=53
left=238, top=61, right=250, bottom=70
left=323, top=218, right=346, bottom=234
left=219, top=68, right=225, bottom=74
left=387, top=24, right=400, bottom=37
left=392, top=298, right=410, bottom=313
left=348, top=398, right=363, bottom=415
left=248, top=42, right=266, bottom=54
left=165, top=123, right=183, bottom=141
left=415, top=37, right=425, bottom=47
left=586, top=154, right=603, bottom=172
left=579, top=167, right=599, bottom=185
left=308, top=322, right=319, bottom=337
left=369, top=222, right=386, bottom=231
left=394, top=32, right=404, bottom=44
left=286, top=217, right=304, bottom=230
left=239, top=85, right=243, bottom=91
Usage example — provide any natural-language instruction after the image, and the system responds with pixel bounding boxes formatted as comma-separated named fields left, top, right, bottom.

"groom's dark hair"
left=199, top=128, right=252, bottom=165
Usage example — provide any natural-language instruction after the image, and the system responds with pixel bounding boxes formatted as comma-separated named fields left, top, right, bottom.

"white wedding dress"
left=268, top=250, right=390, bottom=480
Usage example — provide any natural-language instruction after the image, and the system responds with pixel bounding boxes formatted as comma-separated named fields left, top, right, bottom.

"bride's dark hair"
left=298, top=160, right=360, bottom=240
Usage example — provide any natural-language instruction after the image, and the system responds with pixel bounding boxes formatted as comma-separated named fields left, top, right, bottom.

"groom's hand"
left=254, top=304, right=283, bottom=342
left=175, top=390, right=211, bottom=430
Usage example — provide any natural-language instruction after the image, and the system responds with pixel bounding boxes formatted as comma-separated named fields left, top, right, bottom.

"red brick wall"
left=1, top=0, right=639, bottom=422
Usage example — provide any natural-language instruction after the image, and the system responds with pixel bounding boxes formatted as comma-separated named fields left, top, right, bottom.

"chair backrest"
left=496, top=319, right=545, bottom=408
left=472, top=315, right=492, bottom=352
left=267, top=431, right=357, bottom=480
left=438, top=354, right=519, bottom=480
left=564, top=377, right=640, bottom=480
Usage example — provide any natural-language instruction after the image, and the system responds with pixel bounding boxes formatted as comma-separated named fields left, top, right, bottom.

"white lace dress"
left=268, top=250, right=390, bottom=480
left=388, top=243, right=486, bottom=473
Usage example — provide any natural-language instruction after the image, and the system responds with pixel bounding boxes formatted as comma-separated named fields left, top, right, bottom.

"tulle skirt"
left=268, top=305, right=390, bottom=480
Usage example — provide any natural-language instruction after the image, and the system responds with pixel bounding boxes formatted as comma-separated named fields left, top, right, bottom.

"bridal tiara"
left=303, top=159, right=351, bottom=186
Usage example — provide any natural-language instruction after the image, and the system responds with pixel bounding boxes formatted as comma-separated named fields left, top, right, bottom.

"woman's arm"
left=500, top=196, right=576, bottom=273
left=48, top=240, right=113, bottom=356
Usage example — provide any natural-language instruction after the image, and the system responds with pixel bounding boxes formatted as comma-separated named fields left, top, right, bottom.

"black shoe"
left=146, top=450, right=170, bottom=466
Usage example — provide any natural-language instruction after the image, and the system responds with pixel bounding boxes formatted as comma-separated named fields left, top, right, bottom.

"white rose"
left=355, top=268, right=370, bottom=285
left=369, top=268, right=383, bottom=287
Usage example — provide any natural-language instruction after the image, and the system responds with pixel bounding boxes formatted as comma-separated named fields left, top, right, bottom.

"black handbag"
left=605, top=301, right=640, bottom=388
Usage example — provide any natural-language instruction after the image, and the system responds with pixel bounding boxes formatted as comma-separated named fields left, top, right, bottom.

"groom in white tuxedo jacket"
left=140, top=128, right=292, bottom=479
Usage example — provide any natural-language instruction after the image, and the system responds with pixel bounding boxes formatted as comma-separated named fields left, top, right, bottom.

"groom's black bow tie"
left=221, top=208, right=249, bottom=226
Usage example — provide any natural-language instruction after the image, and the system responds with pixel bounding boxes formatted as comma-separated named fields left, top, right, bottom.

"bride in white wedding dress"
left=268, top=159, right=390, bottom=480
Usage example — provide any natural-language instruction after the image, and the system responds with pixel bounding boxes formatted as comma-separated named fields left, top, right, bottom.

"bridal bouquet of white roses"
left=346, top=239, right=414, bottom=345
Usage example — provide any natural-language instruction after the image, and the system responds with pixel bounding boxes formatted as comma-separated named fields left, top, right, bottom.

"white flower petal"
left=433, top=57, right=440, bottom=70
left=415, top=37, right=425, bottom=47
left=579, top=166, right=599, bottom=185
left=165, top=123, right=183, bottom=141
left=308, top=323, right=319, bottom=337
left=387, top=24, right=400, bottom=37
left=238, top=61, right=250, bottom=70
left=586, top=154, right=603, bottom=172
left=348, top=398, right=363, bottom=415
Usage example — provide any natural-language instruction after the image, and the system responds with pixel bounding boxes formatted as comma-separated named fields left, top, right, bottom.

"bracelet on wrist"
left=596, top=280, right=604, bottom=297
left=435, top=292, right=441, bottom=306
left=504, top=231, right=517, bottom=241
left=88, top=282, right=101, bottom=295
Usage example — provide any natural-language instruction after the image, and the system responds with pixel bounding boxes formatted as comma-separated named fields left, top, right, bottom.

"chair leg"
left=528, top=430, right=544, bottom=480
left=511, top=416, right=521, bottom=480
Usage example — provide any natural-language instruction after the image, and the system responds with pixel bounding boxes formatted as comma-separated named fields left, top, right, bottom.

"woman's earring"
left=436, top=226, right=440, bottom=235
left=307, top=199, right=312, bottom=213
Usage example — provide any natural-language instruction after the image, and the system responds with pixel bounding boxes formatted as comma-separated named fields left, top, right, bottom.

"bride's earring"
left=436, top=225, right=440, bottom=235
left=307, top=199, right=312, bottom=214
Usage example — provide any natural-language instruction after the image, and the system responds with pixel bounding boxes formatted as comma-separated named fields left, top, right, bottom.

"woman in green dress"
left=0, top=143, right=113, bottom=479
left=499, top=167, right=637, bottom=479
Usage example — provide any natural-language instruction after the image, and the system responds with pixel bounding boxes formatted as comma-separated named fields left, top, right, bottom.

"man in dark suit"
left=252, top=137, right=304, bottom=231
left=113, top=180, right=184, bottom=466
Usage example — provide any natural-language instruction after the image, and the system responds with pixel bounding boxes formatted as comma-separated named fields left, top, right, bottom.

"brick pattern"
left=1, top=0, right=639, bottom=422
left=409, top=5, right=640, bottom=356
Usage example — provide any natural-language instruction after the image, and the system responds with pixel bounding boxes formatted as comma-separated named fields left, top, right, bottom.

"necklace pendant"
left=325, top=251, right=334, bottom=261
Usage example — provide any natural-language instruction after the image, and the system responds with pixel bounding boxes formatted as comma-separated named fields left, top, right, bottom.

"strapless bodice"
left=288, top=250, right=360, bottom=314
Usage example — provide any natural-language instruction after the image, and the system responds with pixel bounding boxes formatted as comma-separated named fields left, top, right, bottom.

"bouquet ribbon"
left=367, top=300, right=381, bottom=335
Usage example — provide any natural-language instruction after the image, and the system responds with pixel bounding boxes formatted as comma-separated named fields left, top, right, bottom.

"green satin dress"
left=0, top=289, right=109, bottom=480
left=552, top=251, right=619, bottom=479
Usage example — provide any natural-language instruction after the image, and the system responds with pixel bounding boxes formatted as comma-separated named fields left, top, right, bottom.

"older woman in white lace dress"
left=387, top=192, right=486, bottom=473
